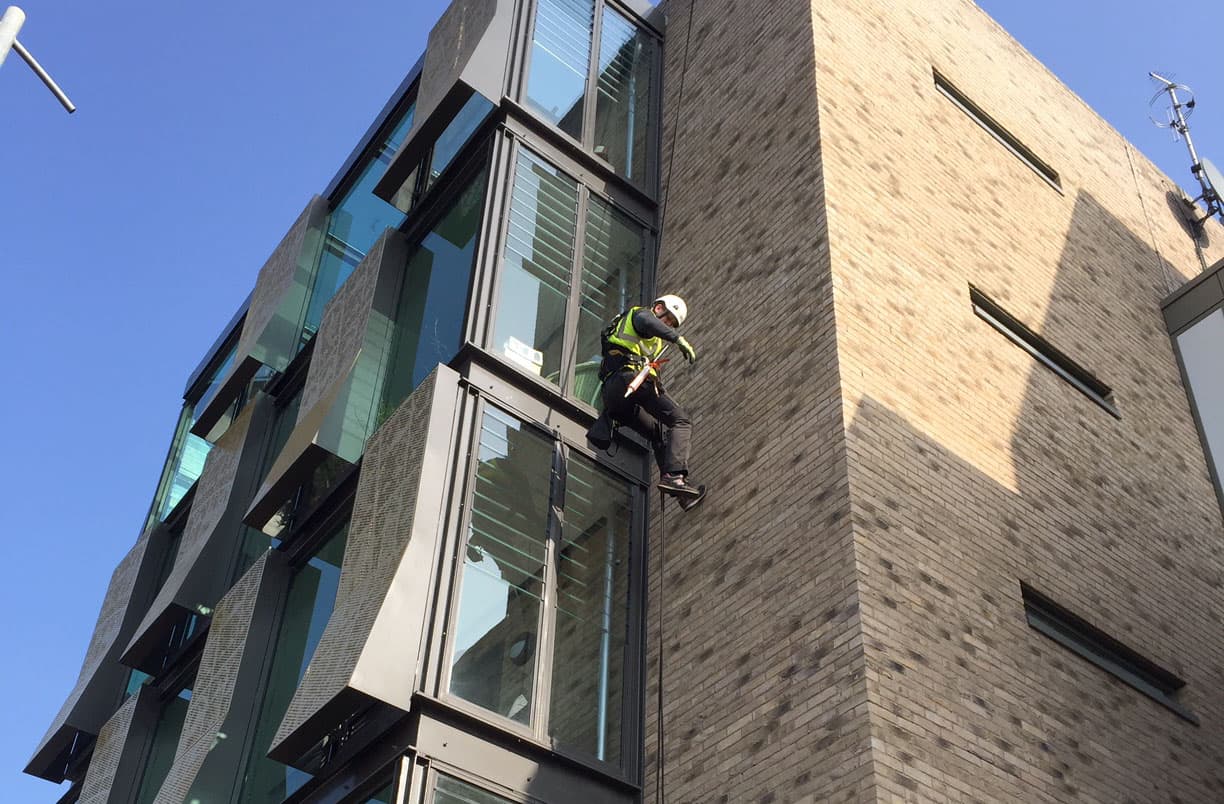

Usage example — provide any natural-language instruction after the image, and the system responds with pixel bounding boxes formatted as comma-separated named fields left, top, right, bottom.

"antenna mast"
left=0, top=6, right=76, bottom=113
left=1149, top=72, right=1220, bottom=225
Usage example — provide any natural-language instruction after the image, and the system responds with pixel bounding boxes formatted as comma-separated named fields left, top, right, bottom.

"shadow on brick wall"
left=845, top=188, right=1224, bottom=801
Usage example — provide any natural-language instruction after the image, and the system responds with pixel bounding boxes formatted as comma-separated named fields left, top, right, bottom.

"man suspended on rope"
left=586, top=294, right=706, bottom=511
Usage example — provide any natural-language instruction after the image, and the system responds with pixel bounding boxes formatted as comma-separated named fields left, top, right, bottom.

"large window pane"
left=450, top=408, right=553, bottom=725
left=573, top=196, right=644, bottom=407
left=427, top=95, right=495, bottom=191
left=1178, top=309, right=1224, bottom=496
left=435, top=774, right=514, bottom=804
left=237, top=522, right=349, bottom=803
left=302, top=103, right=417, bottom=344
left=593, top=8, right=655, bottom=183
left=381, top=163, right=490, bottom=423
left=147, top=340, right=238, bottom=527
left=135, top=675, right=195, bottom=804
left=549, top=452, right=631, bottom=765
left=526, top=0, right=594, bottom=139
left=491, top=152, right=578, bottom=383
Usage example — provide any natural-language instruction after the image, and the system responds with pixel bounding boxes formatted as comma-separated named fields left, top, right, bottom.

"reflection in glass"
left=147, top=340, right=237, bottom=527
left=1178, top=309, right=1224, bottom=495
left=135, top=676, right=195, bottom=804
left=237, top=522, right=349, bottom=803
left=491, top=151, right=578, bottom=384
left=233, top=387, right=303, bottom=581
left=427, top=95, right=494, bottom=191
left=450, top=408, right=553, bottom=724
left=361, top=780, right=396, bottom=804
left=574, top=196, right=644, bottom=407
left=435, top=774, right=514, bottom=804
left=593, top=8, right=655, bottom=183
left=526, top=0, right=594, bottom=139
left=381, top=163, right=490, bottom=424
left=549, top=451, right=631, bottom=765
left=302, top=102, right=417, bottom=345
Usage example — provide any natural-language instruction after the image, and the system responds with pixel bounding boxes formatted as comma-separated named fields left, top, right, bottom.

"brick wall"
left=816, top=0, right=1224, bottom=800
left=652, top=0, right=1224, bottom=801
left=650, top=0, right=870, bottom=800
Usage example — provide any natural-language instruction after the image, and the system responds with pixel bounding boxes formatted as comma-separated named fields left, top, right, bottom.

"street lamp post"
left=0, top=6, right=76, bottom=113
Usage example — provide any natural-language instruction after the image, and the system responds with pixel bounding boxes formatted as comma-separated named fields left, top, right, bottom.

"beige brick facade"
left=654, top=0, right=1224, bottom=801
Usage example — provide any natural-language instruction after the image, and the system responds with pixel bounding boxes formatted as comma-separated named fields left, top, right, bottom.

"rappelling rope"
left=653, top=1, right=696, bottom=802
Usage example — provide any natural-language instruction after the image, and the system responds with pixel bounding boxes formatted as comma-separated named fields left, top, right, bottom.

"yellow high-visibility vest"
left=605, top=307, right=665, bottom=376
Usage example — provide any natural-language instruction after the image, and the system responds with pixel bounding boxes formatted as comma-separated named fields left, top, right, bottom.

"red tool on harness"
left=624, top=345, right=670, bottom=397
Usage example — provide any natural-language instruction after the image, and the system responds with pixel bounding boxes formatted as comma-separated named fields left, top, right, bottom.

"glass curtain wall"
left=525, top=0, right=657, bottom=187
left=489, top=149, right=645, bottom=402
left=237, top=521, right=350, bottom=803
left=449, top=405, right=636, bottom=768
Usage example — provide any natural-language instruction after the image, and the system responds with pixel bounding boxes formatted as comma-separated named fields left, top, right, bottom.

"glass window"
left=427, top=95, right=495, bottom=191
left=146, top=340, right=238, bottom=527
left=526, top=0, right=594, bottom=140
left=363, top=780, right=397, bottom=804
left=1178, top=309, right=1224, bottom=497
left=592, top=7, right=655, bottom=182
left=233, top=387, right=303, bottom=580
left=548, top=451, right=631, bottom=764
left=450, top=408, right=553, bottom=724
left=434, top=774, right=514, bottom=804
left=491, top=151, right=579, bottom=383
left=449, top=406, right=638, bottom=768
left=573, top=195, right=644, bottom=407
left=134, top=672, right=196, bottom=804
left=237, top=521, right=349, bottom=803
left=381, top=162, right=491, bottom=424
left=302, top=102, right=417, bottom=346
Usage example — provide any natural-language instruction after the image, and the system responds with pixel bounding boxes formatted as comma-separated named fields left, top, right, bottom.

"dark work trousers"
left=601, top=371, right=692, bottom=476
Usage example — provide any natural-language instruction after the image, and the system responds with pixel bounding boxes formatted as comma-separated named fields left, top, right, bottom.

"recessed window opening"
left=1021, top=583, right=1197, bottom=724
left=970, top=287, right=1119, bottom=418
left=934, top=70, right=1062, bottom=191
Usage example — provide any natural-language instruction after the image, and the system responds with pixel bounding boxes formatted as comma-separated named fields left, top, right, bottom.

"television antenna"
left=1149, top=71, right=1219, bottom=226
left=0, top=6, right=75, bottom=113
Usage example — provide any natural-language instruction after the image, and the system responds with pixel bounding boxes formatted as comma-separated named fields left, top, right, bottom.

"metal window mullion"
left=559, top=187, right=591, bottom=395
left=433, top=394, right=487, bottom=700
left=626, top=478, right=647, bottom=782
left=533, top=438, right=567, bottom=741
left=582, top=0, right=604, bottom=149
left=470, top=132, right=519, bottom=352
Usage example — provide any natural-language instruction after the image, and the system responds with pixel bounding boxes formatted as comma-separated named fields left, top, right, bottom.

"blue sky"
left=2, top=0, right=1222, bottom=799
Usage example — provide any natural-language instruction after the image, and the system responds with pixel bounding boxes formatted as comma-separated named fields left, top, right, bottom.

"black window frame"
left=1021, top=583, right=1198, bottom=724
left=516, top=0, right=662, bottom=194
left=478, top=137, right=655, bottom=405
left=434, top=393, right=648, bottom=783
left=934, top=69, right=1062, bottom=192
left=970, top=286, right=1120, bottom=418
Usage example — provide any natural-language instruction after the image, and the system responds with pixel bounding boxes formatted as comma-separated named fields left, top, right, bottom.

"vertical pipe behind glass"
left=596, top=525, right=616, bottom=760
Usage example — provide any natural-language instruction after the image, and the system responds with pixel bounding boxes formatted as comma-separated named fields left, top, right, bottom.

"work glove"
left=676, top=336, right=697, bottom=364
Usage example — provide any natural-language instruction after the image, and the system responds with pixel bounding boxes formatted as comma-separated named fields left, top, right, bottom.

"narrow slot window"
left=934, top=70, right=1062, bottom=191
left=971, top=287, right=1119, bottom=418
left=1021, top=584, right=1197, bottom=724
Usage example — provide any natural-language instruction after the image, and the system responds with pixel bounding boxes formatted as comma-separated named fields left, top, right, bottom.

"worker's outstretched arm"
left=632, top=308, right=696, bottom=363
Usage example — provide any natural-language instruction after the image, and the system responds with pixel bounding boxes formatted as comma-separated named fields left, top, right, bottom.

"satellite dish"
left=1200, top=157, right=1224, bottom=205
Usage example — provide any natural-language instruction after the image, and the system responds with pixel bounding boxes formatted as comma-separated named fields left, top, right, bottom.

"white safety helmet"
left=653, top=294, right=688, bottom=327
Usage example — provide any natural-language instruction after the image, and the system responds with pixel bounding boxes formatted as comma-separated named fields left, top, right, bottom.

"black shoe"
left=678, top=485, right=707, bottom=512
left=658, top=473, right=701, bottom=498
left=586, top=414, right=613, bottom=451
